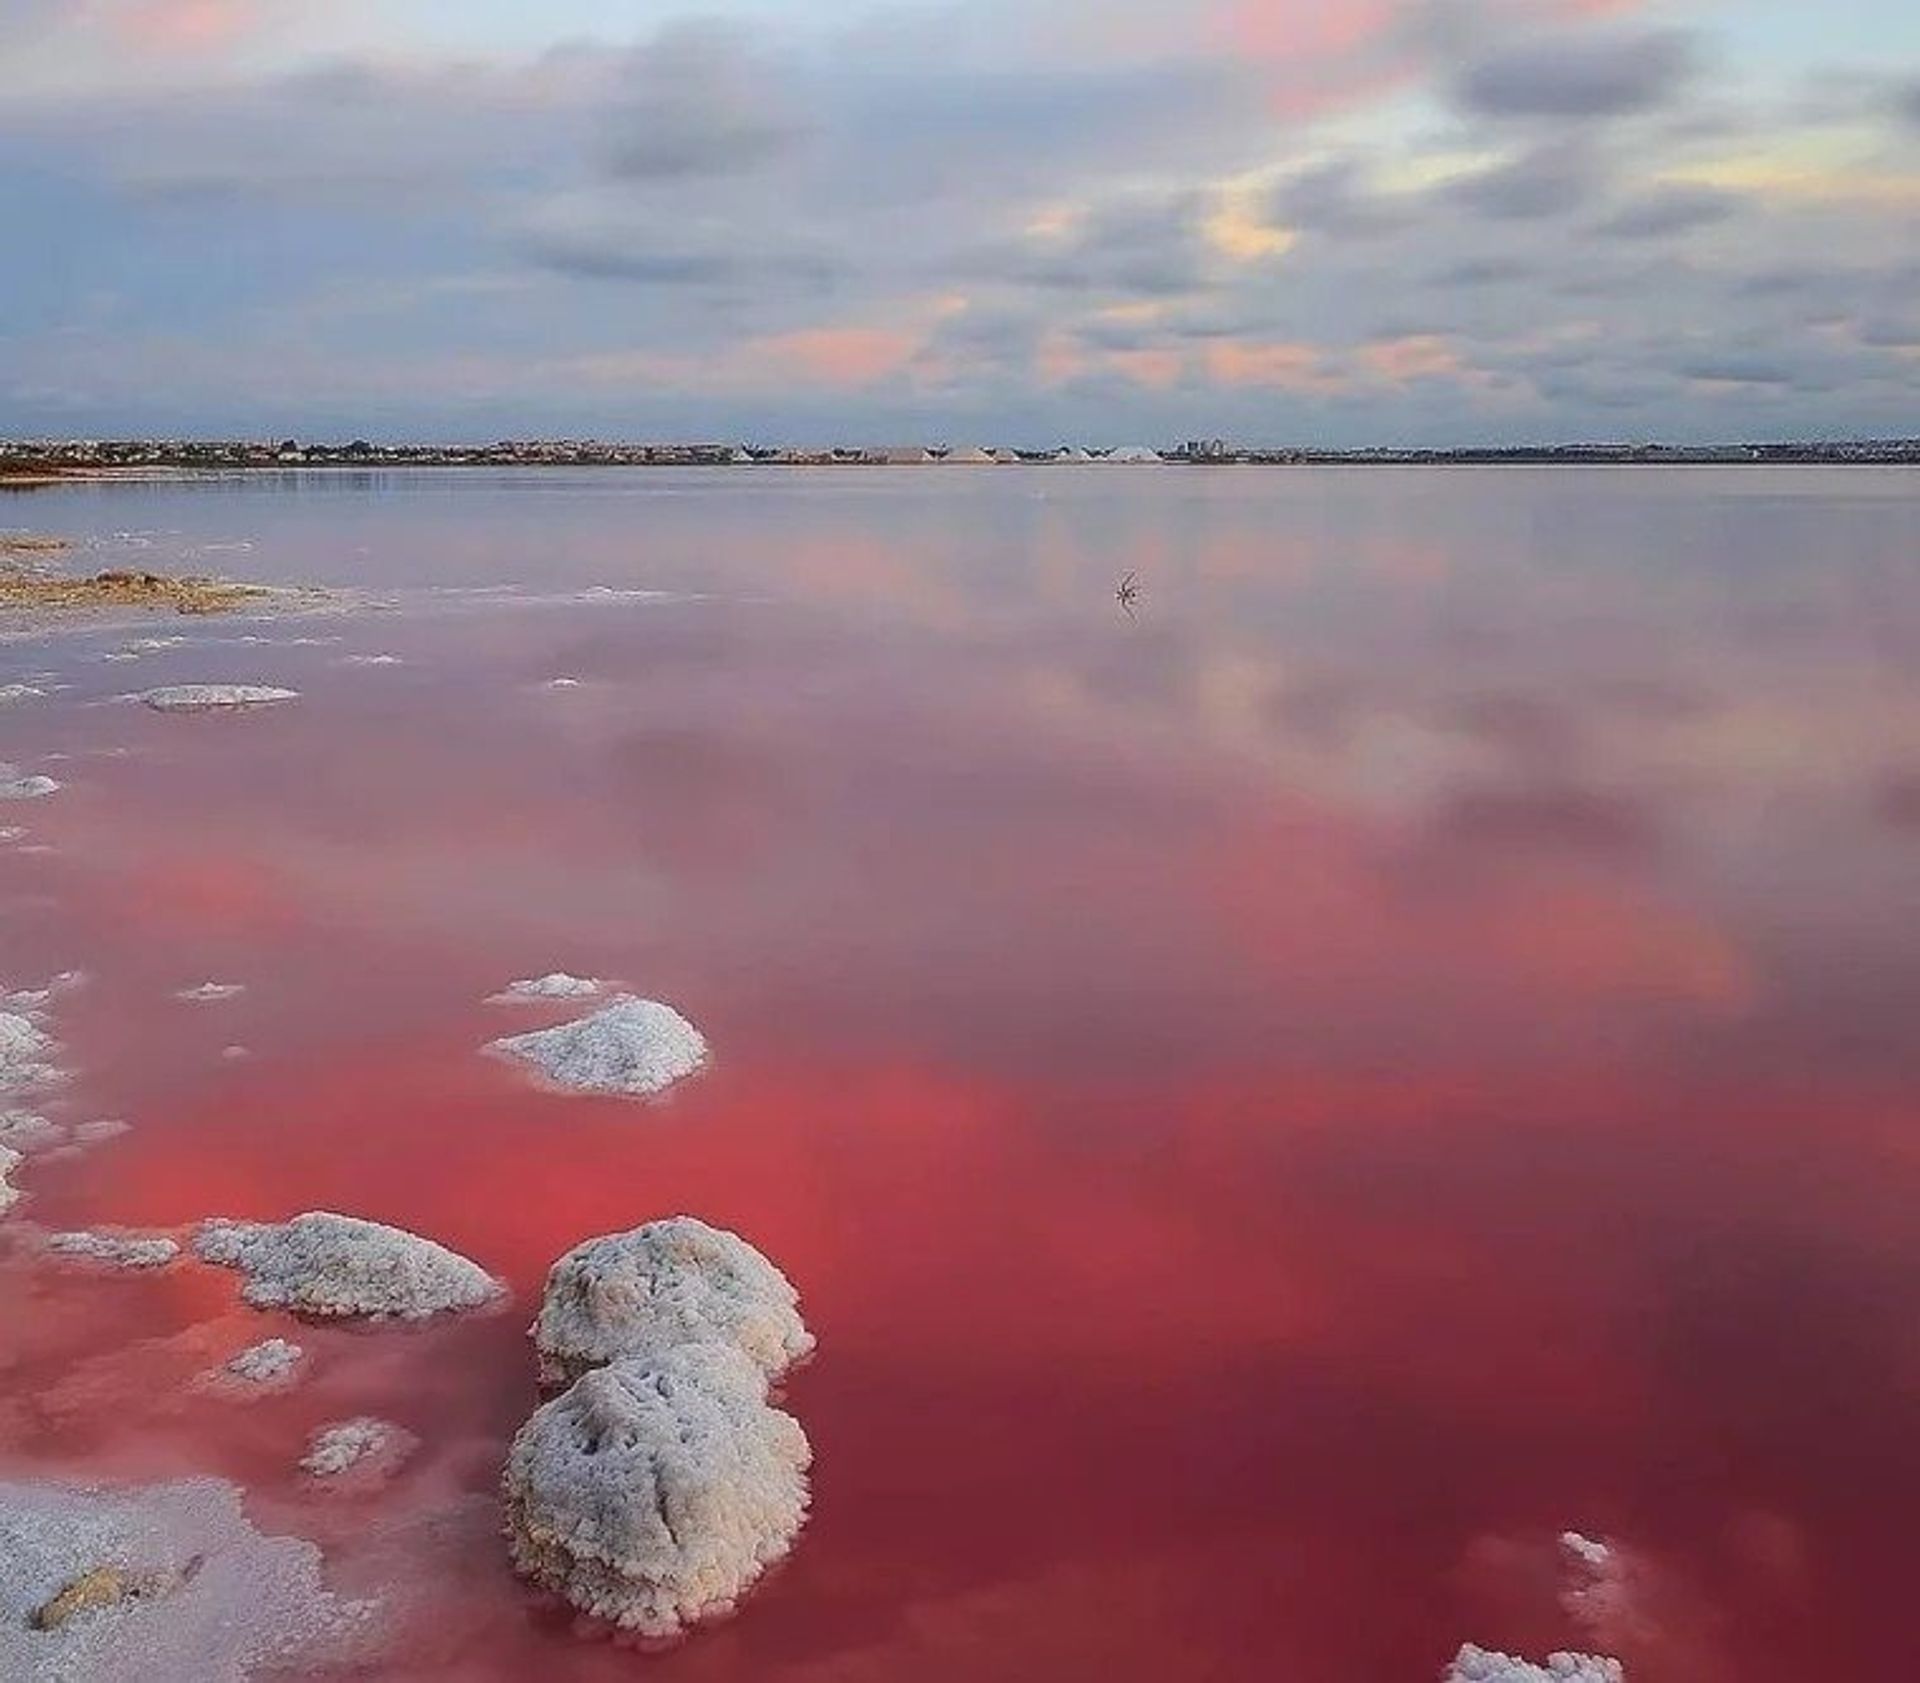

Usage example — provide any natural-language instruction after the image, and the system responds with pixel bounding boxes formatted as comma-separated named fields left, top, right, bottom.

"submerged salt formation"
left=48, top=1230, right=181, bottom=1270
left=487, top=994, right=709, bottom=1098
left=137, top=684, right=300, bottom=713
left=533, top=1217, right=814, bottom=1389
left=1445, top=1646, right=1625, bottom=1682
left=223, top=1338, right=303, bottom=1386
left=194, top=1211, right=503, bottom=1320
left=175, top=982, right=246, bottom=1003
left=488, top=972, right=603, bottom=1004
left=0, top=1477, right=377, bottom=1681
left=300, top=1418, right=416, bottom=1483
left=503, top=1342, right=811, bottom=1639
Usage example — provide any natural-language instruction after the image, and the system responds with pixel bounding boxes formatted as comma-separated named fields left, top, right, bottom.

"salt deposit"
left=488, top=971, right=603, bottom=1004
left=487, top=994, right=709, bottom=1098
left=193, top=1211, right=504, bottom=1320
left=502, top=1342, right=812, bottom=1638
left=534, top=1216, right=814, bottom=1388
left=300, top=1418, right=416, bottom=1482
left=0, top=1476, right=378, bottom=1681
left=1445, top=1646, right=1625, bottom=1682
left=0, top=766, right=60, bottom=799
left=0, top=1010, right=60, bottom=1096
left=48, top=1230, right=181, bottom=1270
left=0, top=684, right=44, bottom=703
left=137, top=684, right=300, bottom=713
left=1, top=1144, right=21, bottom=1215
left=174, top=982, right=245, bottom=1003
left=223, top=1338, right=303, bottom=1385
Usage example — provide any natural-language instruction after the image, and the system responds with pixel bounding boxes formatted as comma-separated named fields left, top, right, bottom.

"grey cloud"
left=602, top=22, right=808, bottom=181
left=1855, top=314, right=1920, bottom=349
left=1596, top=186, right=1740, bottom=240
left=1448, top=141, right=1601, bottom=219
left=975, top=189, right=1224, bottom=297
left=1679, top=358, right=1795, bottom=386
left=1271, top=159, right=1406, bottom=239
left=1456, top=29, right=1698, bottom=120
left=1431, top=257, right=1536, bottom=287
left=1900, top=79, right=1920, bottom=125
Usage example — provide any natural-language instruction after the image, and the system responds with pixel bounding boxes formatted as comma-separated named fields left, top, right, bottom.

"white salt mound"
left=49, top=1231, right=181, bottom=1270
left=174, top=982, right=245, bottom=1003
left=300, top=1418, right=415, bottom=1480
left=0, top=1476, right=378, bottom=1682
left=1445, top=1645, right=1625, bottom=1682
left=137, top=685, right=299, bottom=713
left=503, top=1342, right=811, bottom=1639
left=0, top=767, right=60, bottom=800
left=487, top=994, right=709, bottom=1098
left=488, top=972, right=603, bottom=1004
left=194, top=1211, right=503, bottom=1320
left=534, top=1216, right=814, bottom=1389
left=224, top=1338, right=303, bottom=1385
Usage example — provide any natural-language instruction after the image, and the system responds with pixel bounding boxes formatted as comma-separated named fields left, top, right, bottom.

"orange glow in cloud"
left=1107, top=348, right=1185, bottom=390
left=116, top=0, right=263, bottom=50
left=1361, top=334, right=1469, bottom=383
left=753, top=326, right=919, bottom=387
left=1205, top=340, right=1348, bottom=394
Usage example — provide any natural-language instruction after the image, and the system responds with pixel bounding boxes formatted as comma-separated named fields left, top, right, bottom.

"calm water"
left=3, top=467, right=1918, bottom=1679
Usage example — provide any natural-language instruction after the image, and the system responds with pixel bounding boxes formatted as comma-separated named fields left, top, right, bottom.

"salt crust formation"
left=300, top=1418, right=416, bottom=1481
left=0, top=1011, right=59, bottom=1098
left=48, top=1230, right=181, bottom=1270
left=1445, top=1645, right=1625, bottom=1682
left=193, top=1211, right=503, bottom=1320
left=0, top=1477, right=376, bottom=1681
left=488, top=972, right=603, bottom=1003
left=1, top=1144, right=20, bottom=1215
left=502, top=1342, right=811, bottom=1639
left=487, top=994, right=709, bottom=1098
left=533, top=1217, right=814, bottom=1389
left=224, top=1338, right=302, bottom=1384
left=136, top=685, right=299, bottom=713
left=175, top=982, right=245, bottom=1003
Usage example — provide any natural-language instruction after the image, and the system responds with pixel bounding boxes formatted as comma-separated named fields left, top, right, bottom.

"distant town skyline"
left=3, top=1, right=1918, bottom=446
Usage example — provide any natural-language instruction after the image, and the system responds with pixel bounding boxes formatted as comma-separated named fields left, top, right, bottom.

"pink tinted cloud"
left=753, top=326, right=921, bottom=387
left=115, top=0, right=265, bottom=50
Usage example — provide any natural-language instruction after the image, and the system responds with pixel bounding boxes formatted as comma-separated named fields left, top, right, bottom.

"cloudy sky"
left=3, top=0, right=1917, bottom=446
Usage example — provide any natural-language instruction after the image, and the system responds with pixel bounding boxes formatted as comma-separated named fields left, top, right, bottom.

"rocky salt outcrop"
left=487, top=972, right=604, bottom=1004
left=533, top=1217, right=814, bottom=1389
left=137, top=685, right=299, bottom=713
left=502, top=1342, right=811, bottom=1640
left=0, top=1477, right=377, bottom=1681
left=487, top=994, right=709, bottom=1098
left=48, top=1230, right=181, bottom=1270
left=193, top=1212, right=503, bottom=1320
left=1445, top=1646, right=1625, bottom=1682
left=300, top=1418, right=416, bottom=1484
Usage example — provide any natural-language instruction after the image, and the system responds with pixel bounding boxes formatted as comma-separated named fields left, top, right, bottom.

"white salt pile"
left=1444, top=1645, right=1625, bottom=1682
left=0, top=1477, right=378, bottom=1681
left=194, top=1212, right=503, bottom=1320
left=502, top=1342, right=811, bottom=1639
left=0, top=766, right=60, bottom=800
left=137, top=685, right=299, bottom=713
left=48, top=1231, right=181, bottom=1270
left=174, top=982, right=246, bottom=1003
left=300, top=1418, right=416, bottom=1482
left=533, top=1217, right=814, bottom=1388
left=224, top=1338, right=303, bottom=1386
left=488, top=972, right=604, bottom=1004
left=487, top=994, right=709, bottom=1098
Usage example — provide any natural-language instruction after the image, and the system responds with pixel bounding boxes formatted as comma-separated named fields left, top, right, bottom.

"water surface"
left=3, top=467, right=1918, bottom=1679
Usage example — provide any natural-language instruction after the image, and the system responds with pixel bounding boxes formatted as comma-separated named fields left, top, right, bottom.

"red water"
left=3, top=469, right=1918, bottom=1679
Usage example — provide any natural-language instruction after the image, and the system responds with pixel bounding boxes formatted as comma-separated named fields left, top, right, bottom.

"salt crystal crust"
left=0, top=766, right=60, bottom=800
left=487, top=994, right=709, bottom=1098
left=1445, top=1645, right=1626, bottom=1682
left=223, top=1338, right=303, bottom=1385
left=193, top=1211, right=503, bottom=1320
left=49, top=1231, right=181, bottom=1270
left=0, top=1144, right=21, bottom=1215
left=0, top=1477, right=377, bottom=1681
left=137, top=685, right=299, bottom=713
left=502, top=1343, right=811, bottom=1639
left=300, top=1418, right=415, bottom=1480
left=488, top=972, right=604, bottom=1003
left=534, top=1216, right=814, bottom=1388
